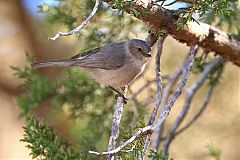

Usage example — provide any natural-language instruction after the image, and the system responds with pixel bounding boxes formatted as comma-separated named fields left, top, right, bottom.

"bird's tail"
left=32, top=60, right=78, bottom=68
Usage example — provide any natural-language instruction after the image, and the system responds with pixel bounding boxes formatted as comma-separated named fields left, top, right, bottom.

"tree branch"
left=162, top=57, right=224, bottom=153
left=102, top=0, right=240, bottom=66
left=147, top=36, right=166, bottom=125
left=107, top=86, right=128, bottom=160
left=50, top=0, right=100, bottom=40
left=151, top=54, right=187, bottom=149
left=151, top=44, right=198, bottom=129
left=89, top=126, right=153, bottom=156
left=143, top=35, right=166, bottom=154
left=176, top=62, right=224, bottom=135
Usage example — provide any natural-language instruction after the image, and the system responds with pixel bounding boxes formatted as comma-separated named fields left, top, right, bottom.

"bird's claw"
left=115, top=93, right=128, bottom=104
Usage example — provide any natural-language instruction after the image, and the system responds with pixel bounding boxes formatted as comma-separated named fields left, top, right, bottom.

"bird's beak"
left=144, top=52, right=151, bottom=57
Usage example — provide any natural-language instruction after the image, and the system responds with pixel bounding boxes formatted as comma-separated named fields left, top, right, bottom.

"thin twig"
left=50, top=0, right=100, bottom=40
left=143, top=35, right=166, bottom=154
left=151, top=121, right=165, bottom=147
left=89, top=45, right=198, bottom=157
left=147, top=36, right=166, bottom=125
left=176, top=84, right=214, bottom=134
left=107, top=86, right=128, bottom=160
left=162, top=57, right=224, bottom=153
left=89, top=126, right=153, bottom=156
left=151, top=44, right=198, bottom=130
left=176, top=61, right=224, bottom=135
left=159, top=54, right=190, bottom=111
left=151, top=54, right=187, bottom=149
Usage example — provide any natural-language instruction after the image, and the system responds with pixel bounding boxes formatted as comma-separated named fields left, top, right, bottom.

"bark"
left=103, top=0, right=240, bottom=67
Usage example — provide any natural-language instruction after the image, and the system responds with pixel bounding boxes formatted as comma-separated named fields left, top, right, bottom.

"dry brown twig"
left=89, top=45, right=198, bottom=157
left=50, top=0, right=100, bottom=40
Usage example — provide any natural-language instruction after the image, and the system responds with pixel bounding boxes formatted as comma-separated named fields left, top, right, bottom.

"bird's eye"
left=138, top=48, right=142, bottom=52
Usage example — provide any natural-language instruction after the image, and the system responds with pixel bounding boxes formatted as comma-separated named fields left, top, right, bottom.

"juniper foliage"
left=21, top=116, right=82, bottom=160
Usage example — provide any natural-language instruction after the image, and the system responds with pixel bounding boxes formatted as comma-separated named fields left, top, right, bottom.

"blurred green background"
left=0, top=0, right=239, bottom=159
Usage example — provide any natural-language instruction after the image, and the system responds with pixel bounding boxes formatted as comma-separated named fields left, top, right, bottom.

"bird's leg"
left=109, top=86, right=128, bottom=104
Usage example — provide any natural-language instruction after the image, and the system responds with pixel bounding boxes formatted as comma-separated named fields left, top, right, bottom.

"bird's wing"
left=71, top=47, right=101, bottom=59
left=70, top=42, right=127, bottom=70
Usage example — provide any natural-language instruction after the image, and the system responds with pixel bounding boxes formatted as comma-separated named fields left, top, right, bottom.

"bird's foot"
left=109, top=86, right=128, bottom=104
left=115, top=93, right=128, bottom=104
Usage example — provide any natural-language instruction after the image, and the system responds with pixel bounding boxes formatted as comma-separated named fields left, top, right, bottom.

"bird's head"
left=127, top=39, right=151, bottom=60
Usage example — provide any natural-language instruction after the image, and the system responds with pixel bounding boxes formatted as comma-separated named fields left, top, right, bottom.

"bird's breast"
left=85, top=59, right=146, bottom=88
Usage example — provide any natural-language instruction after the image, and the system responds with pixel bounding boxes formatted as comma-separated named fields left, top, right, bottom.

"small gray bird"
left=33, top=39, right=151, bottom=100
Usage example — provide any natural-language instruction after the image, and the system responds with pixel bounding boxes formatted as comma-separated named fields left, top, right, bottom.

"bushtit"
left=33, top=39, right=151, bottom=100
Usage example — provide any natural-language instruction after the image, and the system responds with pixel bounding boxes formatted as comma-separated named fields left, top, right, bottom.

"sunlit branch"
left=103, top=0, right=240, bottom=66
left=50, top=0, right=100, bottom=40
